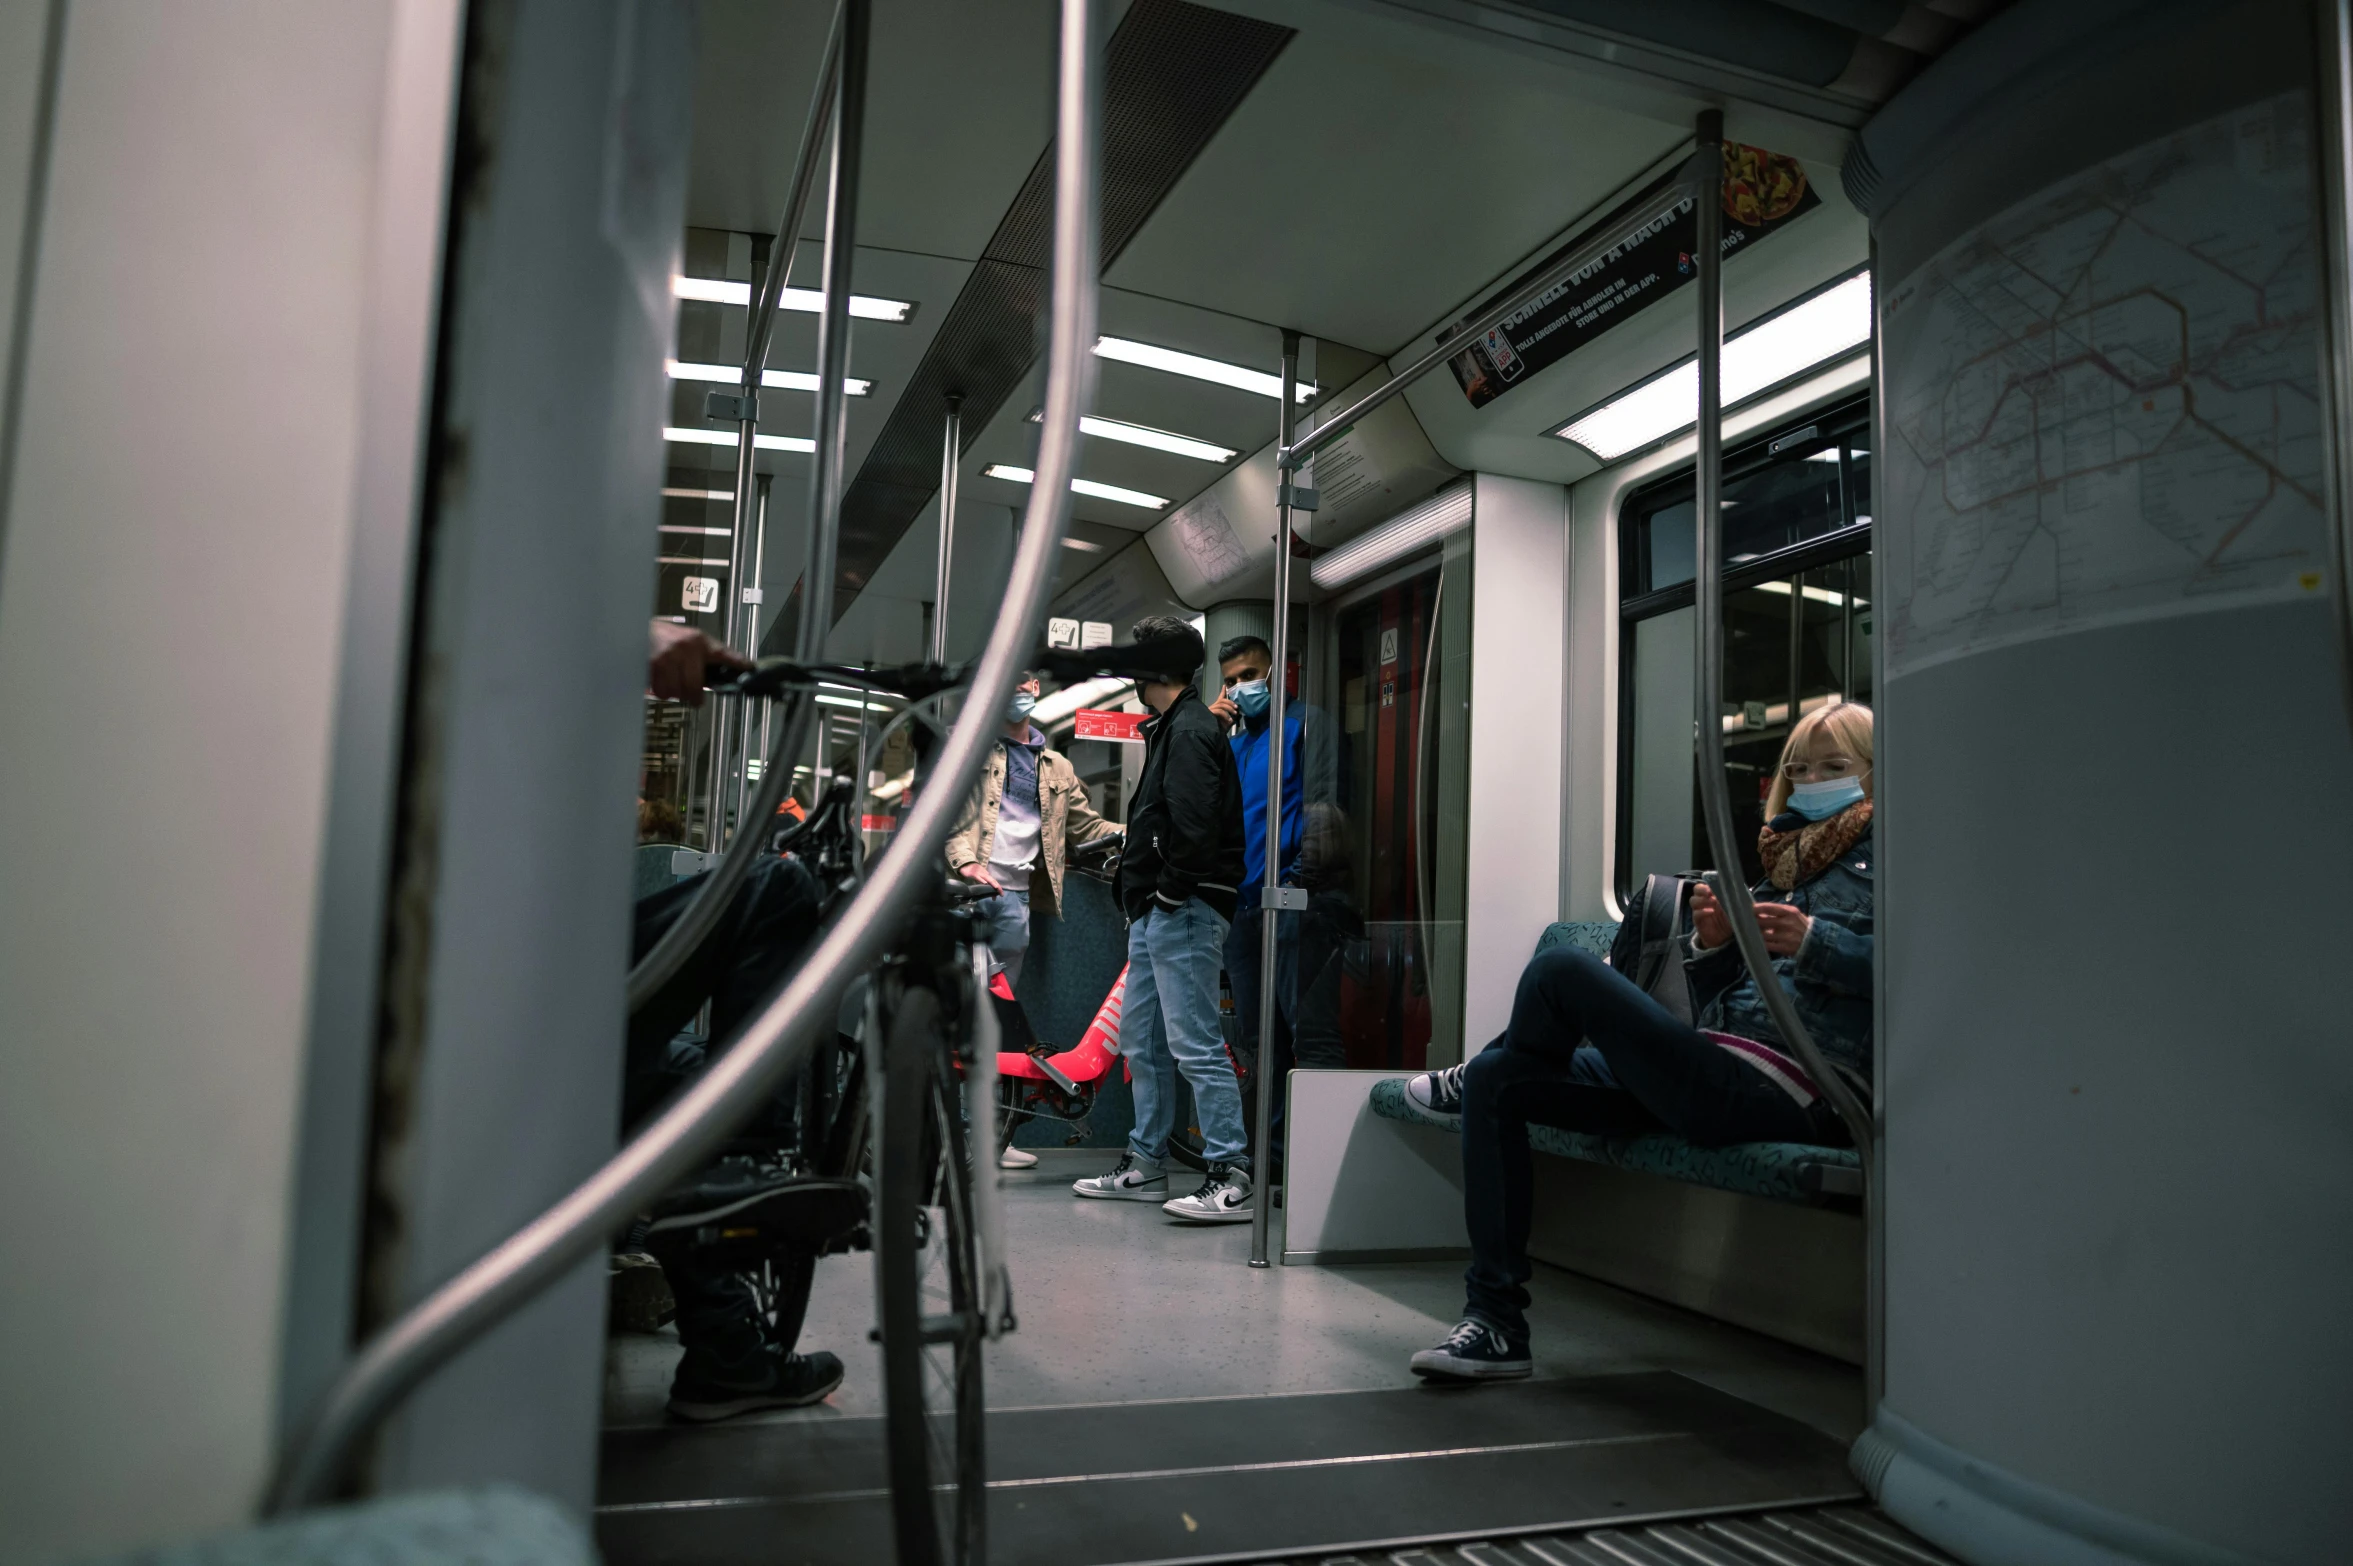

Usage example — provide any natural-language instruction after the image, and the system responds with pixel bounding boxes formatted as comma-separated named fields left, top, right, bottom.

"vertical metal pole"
left=1249, top=329, right=1301, bottom=1267
left=933, top=395, right=962, bottom=663
left=710, top=236, right=770, bottom=849
left=734, top=473, right=773, bottom=838
left=798, top=0, right=869, bottom=663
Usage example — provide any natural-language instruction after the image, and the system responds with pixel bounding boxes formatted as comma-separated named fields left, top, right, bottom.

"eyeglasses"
left=1782, top=754, right=1863, bottom=782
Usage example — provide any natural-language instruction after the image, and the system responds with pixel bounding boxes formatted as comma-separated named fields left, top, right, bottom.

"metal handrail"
left=1247, top=330, right=1302, bottom=1267
left=260, top=0, right=1099, bottom=1509
left=1686, top=112, right=1874, bottom=1163
left=1276, top=173, right=1697, bottom=475
left=2319, top=0, right=2353, bottom=735
left=626, top=2, right=846, bottom=1011
left=798, top=0, right=869, bottom=665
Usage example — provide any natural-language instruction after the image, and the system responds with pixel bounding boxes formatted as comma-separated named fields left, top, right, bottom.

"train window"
left=1617, top=396, right=1873, bottom=897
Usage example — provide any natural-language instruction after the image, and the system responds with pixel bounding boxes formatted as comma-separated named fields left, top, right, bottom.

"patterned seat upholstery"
left=1367, top=920, right=1863, bottom=1206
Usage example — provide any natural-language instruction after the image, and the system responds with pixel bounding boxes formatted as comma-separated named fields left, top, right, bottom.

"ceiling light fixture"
left=664, top=426, right=815, bottom=454
left=1061, top=537, right=1106, bottom=552
left=1310, top=480, right=1474, bottom=591
left=667, top=359, right=872, bottom=396
left=982, top=464, right=1166, bottom=510
left=659, top=524, right=733, bottom=536
left=662, top=486, right=737, bottom=501
left=669, top=275, right=913, bottom=322
left=1554, top=271, right=1873, bottom=462
left=1026, top=408, right=1237, bottom=462
left=1094, top=336, right=1317, bottom=403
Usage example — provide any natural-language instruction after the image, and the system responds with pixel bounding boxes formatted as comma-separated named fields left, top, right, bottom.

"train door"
left=1317, top=526, right=1473, bottom=1071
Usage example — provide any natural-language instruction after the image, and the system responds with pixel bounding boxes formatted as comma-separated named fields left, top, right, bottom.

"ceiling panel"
left=686, top=0, right=1062, bottom=257
left=1105, top=3, right=1688, bottom=354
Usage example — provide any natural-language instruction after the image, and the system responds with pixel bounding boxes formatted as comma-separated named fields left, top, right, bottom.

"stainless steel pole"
left=1248, top=329, right=1301, bottom=1267
left=1688, top=109, right=1873, bottom=1159
left=798, top=0, right=869, bottom=662
left=738, top=473, right=774, bottom=834
left=933, top=395, right=962, bottom=662
left=711, top=232, right=770, bottom=850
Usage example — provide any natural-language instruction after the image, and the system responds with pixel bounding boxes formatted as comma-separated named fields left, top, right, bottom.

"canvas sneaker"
left=1162, top=1162, right=1253, bottom=1224
left=1071, top=1152, right=1168, bottom=1201
left=1409, top=1317, right=1532, bottom=1382
left=1405, top=1063, right=1468, bottom=1123
left=668, top=1347, right=845, bottom=1423
left=999, top=1145, right=1040, bottom=1170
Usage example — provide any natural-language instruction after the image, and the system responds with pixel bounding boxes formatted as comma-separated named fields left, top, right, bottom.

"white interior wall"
left=1461, top=473, right=1567, bottom=1050
left=0, top=4, right=446, bottom=1559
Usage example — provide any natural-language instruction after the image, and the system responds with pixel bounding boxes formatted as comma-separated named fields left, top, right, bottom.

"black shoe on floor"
left=668, top=1347, right=845, bottom=1423
left=1409, top=1316, right=1532, bottom=1382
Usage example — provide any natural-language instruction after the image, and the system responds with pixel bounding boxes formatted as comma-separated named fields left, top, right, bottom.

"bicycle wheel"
left=876, top=984, right=986, bottom=1566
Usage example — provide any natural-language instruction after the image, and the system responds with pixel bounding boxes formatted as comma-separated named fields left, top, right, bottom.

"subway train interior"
left=5, top=0, right=2352, bottom=1563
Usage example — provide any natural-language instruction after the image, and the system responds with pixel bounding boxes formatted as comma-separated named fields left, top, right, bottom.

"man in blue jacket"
left=1210, top=634, right=1341, bottom=1179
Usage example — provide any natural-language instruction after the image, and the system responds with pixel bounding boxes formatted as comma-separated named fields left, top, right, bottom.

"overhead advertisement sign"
left=1442, top=145, right=1821, bottom=409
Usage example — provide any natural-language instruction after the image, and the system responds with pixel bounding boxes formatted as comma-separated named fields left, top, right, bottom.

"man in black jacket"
left=1072, top=615, right=1255, bottom=1222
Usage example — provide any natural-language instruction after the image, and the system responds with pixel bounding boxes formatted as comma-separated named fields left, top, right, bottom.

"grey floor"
left=602, top=1149, right=1862, bottom=1445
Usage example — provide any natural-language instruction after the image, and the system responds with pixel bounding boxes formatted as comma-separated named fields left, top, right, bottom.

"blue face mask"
left=1787, top=775, right=1866, bottom=821
left=1005, top=690, right=1037, bottom=724
left=1232, top=679, right=1271, bottom=720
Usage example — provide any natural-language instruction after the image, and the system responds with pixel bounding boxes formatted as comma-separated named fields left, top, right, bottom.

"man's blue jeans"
left=977, top=887, right=1031, bottom=987
left=1124, top=898, right=1248, bottom=1168
left=1461, top=946, right=1844, bottom=1339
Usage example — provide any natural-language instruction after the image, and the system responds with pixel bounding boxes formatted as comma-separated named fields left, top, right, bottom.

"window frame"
left=1613, top=393, right=1875, bottom=902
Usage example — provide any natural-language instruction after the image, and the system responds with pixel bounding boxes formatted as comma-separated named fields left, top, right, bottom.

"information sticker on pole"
left=1073, top=708, right=1147, bottom=742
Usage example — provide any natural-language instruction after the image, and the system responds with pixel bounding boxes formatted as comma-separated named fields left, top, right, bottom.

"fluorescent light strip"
left=814, top=693, right=894, bottom=712
left=1028, top=408, right=1237, bottom=462
left=1751, top=579, right=1849, bottom=606
left=662, top=486, right=737, bottom=501
left=1556, top=272, right=1874, bottom=462
left=670, top=275, right=912, bottom=322
left=982, top=464, right=1166, bottom=510
left=660, top=525, right=733, bottom=536
left=1061, top=537, right=1106, bottom=552
left=664, top=426, right=815, bottom=454
left=1094, top=336, right=1317, bottom=403
left=1310, top=480, right=1474, bottom=591
left=658, top=556, right=730, bottom=566
left=666, top=359, right=872, bottom=396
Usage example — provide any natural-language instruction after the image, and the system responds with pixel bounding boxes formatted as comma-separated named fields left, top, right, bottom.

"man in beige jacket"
left=945, top=671, right=1122, bottom=990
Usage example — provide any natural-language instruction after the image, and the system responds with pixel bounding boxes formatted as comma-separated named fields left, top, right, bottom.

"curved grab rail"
left=626, top=2, right=844, bottom=1013
left=261, top=0, right=1099, bottom=1510
left=1686, top=115, right=1875, bottom=1164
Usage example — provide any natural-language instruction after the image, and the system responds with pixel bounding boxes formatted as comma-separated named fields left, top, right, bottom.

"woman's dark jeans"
left=1461, top=946, right=1845, bottom=1339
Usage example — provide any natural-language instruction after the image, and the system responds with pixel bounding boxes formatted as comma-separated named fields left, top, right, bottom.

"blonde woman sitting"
left=1403, top=702, right=1875, bottom=1382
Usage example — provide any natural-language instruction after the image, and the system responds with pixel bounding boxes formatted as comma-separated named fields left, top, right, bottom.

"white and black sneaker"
left=1071, top=1152, right=1168, bottom=1201
left=1404, top=1063, right=1468, bottom=1124
left=1162, top=1162, right=1253, bottom=1224
left=1409, top=1316, right=1531, bottom=1382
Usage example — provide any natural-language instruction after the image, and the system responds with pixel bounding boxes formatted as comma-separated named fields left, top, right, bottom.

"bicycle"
left=685, top=657, right=1013, bottom=1566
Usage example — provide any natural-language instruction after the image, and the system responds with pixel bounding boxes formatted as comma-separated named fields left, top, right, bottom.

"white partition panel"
left=1462, top=474, right=1568, bottom=1050
left=1281, top=1071, right=1468, bottom=1263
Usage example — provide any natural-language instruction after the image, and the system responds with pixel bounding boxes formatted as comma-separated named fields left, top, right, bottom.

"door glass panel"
left=1316, top=538, right=1471, bottom=1072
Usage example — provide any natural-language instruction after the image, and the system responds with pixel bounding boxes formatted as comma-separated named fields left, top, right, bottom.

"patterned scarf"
left=1757, top=798, right=1873, bottom=891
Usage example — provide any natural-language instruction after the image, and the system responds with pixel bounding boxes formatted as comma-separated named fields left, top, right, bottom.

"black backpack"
left=1630, top=872, right=1701, bottom=1025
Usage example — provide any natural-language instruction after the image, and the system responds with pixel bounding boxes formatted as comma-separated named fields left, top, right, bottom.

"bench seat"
left=1367, top=920, right=1861, bottom=1207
